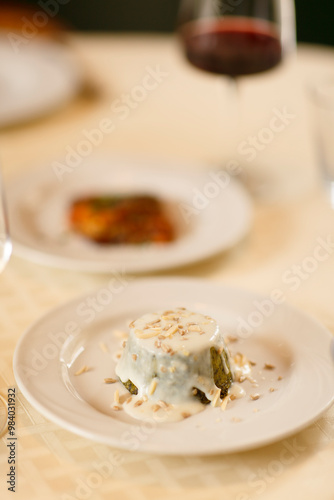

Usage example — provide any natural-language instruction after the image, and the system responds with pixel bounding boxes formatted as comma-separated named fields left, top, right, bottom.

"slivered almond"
left=165, top=325, right=178, bottom=337
left=99, top=342, right=109, bottom=353
left=148, top=379, right=158, bottom=396
left=147, top=319, right=161, bottom=326
left=114, top=390, right=120, bottom=404
left=135, top=329, right=160, bottom=339
left=212, top=388, right=221, bottom=407
left=104, top=378, right=117, bottom=384
left=264, top=363, right=275, bottom=370
left=220, top=396, right=229, bottom=411
left=74, top=365, right=90, bottom=376
left=161, top=343, right=172, bottom=354
left=187, top=325, right=201, bottom=332
left=134, top=400, right=143, bottom=407
left=152, top=404, right=160, bottom=412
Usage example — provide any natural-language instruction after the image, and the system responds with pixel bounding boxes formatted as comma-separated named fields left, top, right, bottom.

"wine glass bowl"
left=178, top=0, right=284, bottom=78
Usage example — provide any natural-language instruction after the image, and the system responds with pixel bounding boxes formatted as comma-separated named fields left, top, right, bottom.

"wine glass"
left=0, top=165, right=11, bottom=437
left=177, top=0, right=296, bottom=194
left=0, top=167, right=11, bottom=272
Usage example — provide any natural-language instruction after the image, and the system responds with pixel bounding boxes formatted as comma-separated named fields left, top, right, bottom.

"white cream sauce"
left=115, top=308, right=249, bottom=422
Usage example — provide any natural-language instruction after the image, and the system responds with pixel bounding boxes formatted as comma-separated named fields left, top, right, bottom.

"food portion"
left=115, top=308, right=234, bottom=422
left=69, top=194, right=175, bottom=245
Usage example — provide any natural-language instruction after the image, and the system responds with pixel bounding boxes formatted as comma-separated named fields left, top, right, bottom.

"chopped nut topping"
left=250, top=393, right=261, bottom=401
left=161, top=343, right=173, bottom=354
left=220, top=396, right=229, bottom=411
left=148, top=379, right=158, bottom=396
left=135, top=329, right=160, bottom=339
left=160, top=366, right=167, bottom=373
left=157, top=400, right=168, bottom=409
left=122, top=340, right=127, bottom=348
left=225, top=335, right=238, bottom=344
left=169, top=366, right=176, bottom=373
left=126, top=397, right=132, bottom=404
left=99, top=342, right=109, bottom=353
left=187, top=325, right=201, bottom=332
left=132, top=354, right=138, bottom=361
left=113, top=329, right=128, bottom=339
left=182, top=412, right=191, bottom=419
left=134, top=400, right=143, bottom=407
left=74, top=365, right=90, bottom=376
left=212, top=388, right=221, bottom=407
left=112, top=405, right=121, bottom=411
left=147, top=319, right=161, bottom=326
left=114, top=390, right=120, bottom=404
left=152, top=404, right=160, bottom=413
left=165, top=325, right=178, bottom=337
left=269, top=387, right=276, bottom=393
left=278, top=375, right=283, bottom=381
left=264, top=363, right=275, bottom=370
left=192, top=388, right=198, bottom=396
left=104, top=378, right=117, bottom=384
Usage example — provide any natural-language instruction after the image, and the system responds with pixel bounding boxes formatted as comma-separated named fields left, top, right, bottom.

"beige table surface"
left=1, top=34, right=334, bottom=500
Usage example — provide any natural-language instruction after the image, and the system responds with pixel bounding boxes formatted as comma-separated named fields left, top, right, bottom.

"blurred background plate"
left=0, top=33, right=82, bottom=127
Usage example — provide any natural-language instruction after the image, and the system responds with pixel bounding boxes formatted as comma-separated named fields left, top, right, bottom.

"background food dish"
left=7, top=155, right=252, bottom=273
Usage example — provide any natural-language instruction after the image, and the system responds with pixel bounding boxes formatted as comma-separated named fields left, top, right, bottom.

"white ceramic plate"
left=7, top=155, right=252, bottom=273
left=13, top=278, right=334, bottom=455
left=0, top=33, right=82, bottom=127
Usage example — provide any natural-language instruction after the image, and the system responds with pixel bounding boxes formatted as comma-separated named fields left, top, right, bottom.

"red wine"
left=181, top=17, right=282, bottom=77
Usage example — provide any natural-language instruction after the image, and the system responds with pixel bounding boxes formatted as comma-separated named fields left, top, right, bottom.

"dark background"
left=5, top=1, right=334, bottom=46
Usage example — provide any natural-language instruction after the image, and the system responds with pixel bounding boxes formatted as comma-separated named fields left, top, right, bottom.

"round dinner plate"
left=7, top=155, right=252, bottom=273
left=0, top=33, right=82, bottom=127
left=13, top=277, right=334, bottom=455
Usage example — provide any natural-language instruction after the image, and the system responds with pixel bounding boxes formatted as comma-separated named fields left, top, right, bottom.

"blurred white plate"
left=0, top=33, right=82, bottom=127
left=7, top=155, right=252, bottom=273
left=13, top=277, right=334, bottom=455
